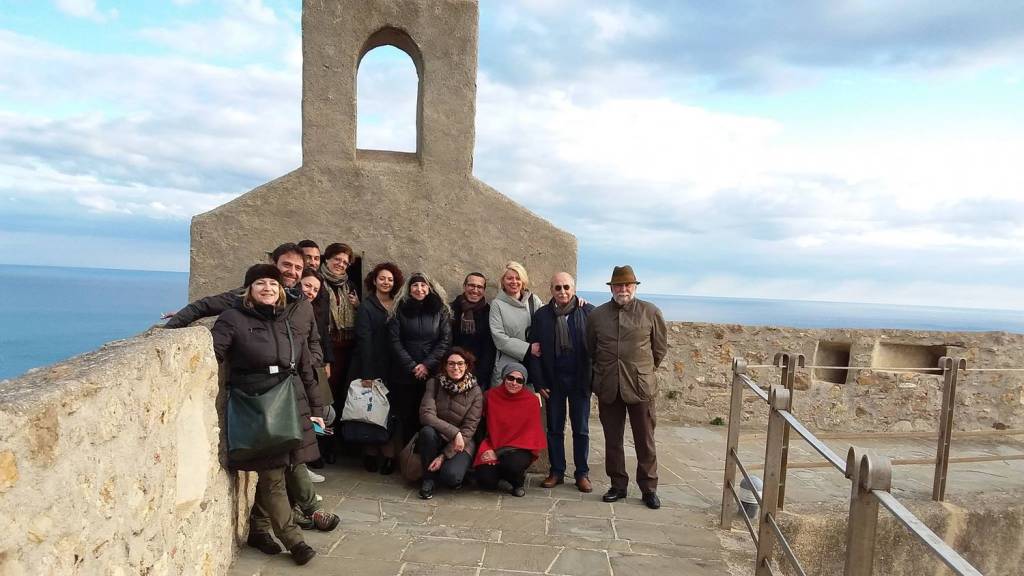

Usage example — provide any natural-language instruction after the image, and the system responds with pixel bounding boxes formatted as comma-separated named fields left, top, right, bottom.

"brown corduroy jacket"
left=586, top=297, right=669, bottom=404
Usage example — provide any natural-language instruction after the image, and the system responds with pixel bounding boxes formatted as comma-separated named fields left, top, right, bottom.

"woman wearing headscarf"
left=317, top=242, right=360, bottom=399
left=489, top=261, right=544, bottom=389
left=211, top=264, right=325, bottom=566
left=473, top=362, right=545, bottom=497
left=388, top=272, right=453, bottom=445
left=416, top=347, right=483, bottom=499
left=353, top=261, right=404, bottom=473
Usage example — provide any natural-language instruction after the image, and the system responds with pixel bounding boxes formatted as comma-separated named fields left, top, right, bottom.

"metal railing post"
left=755, top=387, right=790, bottom=575
left=773, top=352, right=804, bottom=510
left=844, top=451, right=892, bottom=576
left=933, top=356, right=967, bottom=501
left=721, top=357, right=748, bottom=529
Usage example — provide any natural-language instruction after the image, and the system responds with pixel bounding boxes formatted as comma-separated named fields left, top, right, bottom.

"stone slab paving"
left=227, top=422, right=1024, bottom=575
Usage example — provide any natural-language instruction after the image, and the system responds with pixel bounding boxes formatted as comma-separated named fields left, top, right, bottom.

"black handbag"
left=227, top=319, right=304, bottom=461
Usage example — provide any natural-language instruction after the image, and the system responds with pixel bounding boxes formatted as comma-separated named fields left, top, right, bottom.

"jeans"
left=417, top=425, right=472, bottom=488
left=546, top=385, right=590, bottom=479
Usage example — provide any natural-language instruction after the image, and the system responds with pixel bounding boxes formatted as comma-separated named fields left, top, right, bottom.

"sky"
left=1, top=1, right=1023, bottom=309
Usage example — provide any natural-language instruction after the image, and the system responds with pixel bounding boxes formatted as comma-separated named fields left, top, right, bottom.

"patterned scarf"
left=439, top=372, right=477, bottom=395
left=455, top=294, right=487, bottom=335
left=553, top=296, right=576, bottom=355
left=319, top=263, right=356, bottom=334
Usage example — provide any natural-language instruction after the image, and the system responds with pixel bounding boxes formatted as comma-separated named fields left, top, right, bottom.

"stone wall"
left=0, top=327, right=240, bottom=576
left=657, top=322, right=1024, bottom=432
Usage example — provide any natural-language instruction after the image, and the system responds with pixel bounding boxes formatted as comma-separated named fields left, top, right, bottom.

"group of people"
left=164, top=240, right=668, bottom=566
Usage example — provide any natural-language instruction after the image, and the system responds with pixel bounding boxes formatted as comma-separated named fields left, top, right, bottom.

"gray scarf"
left=553, top=296, right=576, bottom=355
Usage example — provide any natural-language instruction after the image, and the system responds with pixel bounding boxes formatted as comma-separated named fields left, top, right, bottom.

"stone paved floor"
left=228, top=422, right=1024, bottom=575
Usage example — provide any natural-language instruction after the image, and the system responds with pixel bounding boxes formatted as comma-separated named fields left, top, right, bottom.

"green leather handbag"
left=227, top=319, right=303, bottom=462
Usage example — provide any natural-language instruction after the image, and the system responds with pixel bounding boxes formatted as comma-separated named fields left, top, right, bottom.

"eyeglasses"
left=446, top=360, right=467, bottom=367
left=503, top=375, right=525, bottom=384
left=465, top=283, right=485, bottom=290
left=553, top=284, right=572, bottom=292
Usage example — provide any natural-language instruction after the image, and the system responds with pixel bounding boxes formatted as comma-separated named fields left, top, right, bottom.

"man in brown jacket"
left=586, top=265, right=668, bottom=509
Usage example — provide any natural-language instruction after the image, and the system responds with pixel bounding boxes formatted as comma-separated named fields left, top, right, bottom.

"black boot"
left=246, top=532, right=281, bottom=555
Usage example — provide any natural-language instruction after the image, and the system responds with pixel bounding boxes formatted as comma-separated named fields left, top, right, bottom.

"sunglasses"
left=503, top=375, right=525, bottom=384
left=553, top=284, right=572, bottom=292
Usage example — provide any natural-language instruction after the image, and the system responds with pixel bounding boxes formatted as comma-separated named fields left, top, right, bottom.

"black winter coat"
left=168, top=286, right=324, bottom=366
left=388, top=294, right=452, bottom=375
left=528, top=298, right=595, bottom=392
left=354, top=293, right=393, bottom=381
left=212, top=299, right=323, bottom=471
left=450, top=296, right=496, bottom=386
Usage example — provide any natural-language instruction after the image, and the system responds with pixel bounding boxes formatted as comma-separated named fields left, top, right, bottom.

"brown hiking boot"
left=540, top=474, right=564, bottom=488
left=575, top=476, right=593, bottom=493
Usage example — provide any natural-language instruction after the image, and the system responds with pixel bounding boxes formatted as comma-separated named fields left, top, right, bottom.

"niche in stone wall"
left=813, top=341, right=851, bottom=384
left=871, top=342, right=947, bottom=373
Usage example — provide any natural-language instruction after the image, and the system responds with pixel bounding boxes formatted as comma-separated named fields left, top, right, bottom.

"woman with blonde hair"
left=489, top=261, right=544, bottom=389
left=212, top=264, right=325, bottom=565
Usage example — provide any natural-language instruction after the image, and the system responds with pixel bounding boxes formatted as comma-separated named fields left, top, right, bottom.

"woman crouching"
left=417, top=347, right=483, bottom=499
left=211, top=264, right=322, bottom=566
left=473, top=362, right=545, bottom=497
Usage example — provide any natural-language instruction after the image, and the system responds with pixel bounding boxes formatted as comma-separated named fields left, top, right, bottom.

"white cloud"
left=588, top=5, right=663, bottom=47
left=54, top=0, right=117, bottom=22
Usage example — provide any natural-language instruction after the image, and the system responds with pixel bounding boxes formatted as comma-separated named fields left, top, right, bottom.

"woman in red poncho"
left=473, top=362, right=545, bottom=496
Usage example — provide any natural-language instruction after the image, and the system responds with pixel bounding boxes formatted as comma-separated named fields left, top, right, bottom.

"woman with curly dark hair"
left=352, top=261, right=404, bottom=473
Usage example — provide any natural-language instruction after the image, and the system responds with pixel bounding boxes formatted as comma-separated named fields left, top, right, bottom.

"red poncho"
left=473, top=385, right=546, bottom=468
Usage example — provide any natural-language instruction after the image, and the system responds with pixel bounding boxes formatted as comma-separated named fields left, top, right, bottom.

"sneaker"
left=310, top=510, right=340, bottom=531
left=289, top=542, right=317, bottom=566
left=246, top=532, right=281, bottom=555
left=307, top=468, right=325, bottom=483
left=314, top=493, right=323, bottom=502
left=294, top=505, right=314, bottom=530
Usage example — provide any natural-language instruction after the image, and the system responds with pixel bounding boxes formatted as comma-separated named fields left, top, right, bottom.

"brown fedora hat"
left=607, top=265, right=640, bottom=285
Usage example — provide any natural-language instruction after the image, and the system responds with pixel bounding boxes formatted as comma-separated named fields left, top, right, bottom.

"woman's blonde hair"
left=243, top=282, right=287, bottom=310
left=502, top=261, right=530, bottom=290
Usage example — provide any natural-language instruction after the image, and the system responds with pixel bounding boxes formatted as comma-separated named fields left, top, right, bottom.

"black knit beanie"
left=244, top=264, right=283, bottom=288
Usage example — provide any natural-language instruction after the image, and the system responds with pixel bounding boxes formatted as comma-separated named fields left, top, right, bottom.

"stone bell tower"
left=187, top=0, right=575, bottom=299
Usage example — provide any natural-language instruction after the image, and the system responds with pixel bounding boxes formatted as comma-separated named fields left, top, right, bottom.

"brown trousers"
left=598, top=393, right=658, bottom=493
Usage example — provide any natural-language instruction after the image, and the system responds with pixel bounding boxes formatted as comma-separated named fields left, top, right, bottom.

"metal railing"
left=720, top=353, right=986, bottom=576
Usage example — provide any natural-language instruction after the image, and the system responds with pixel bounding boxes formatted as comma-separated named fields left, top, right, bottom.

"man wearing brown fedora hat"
left=586, top=265, right=668, bottom=509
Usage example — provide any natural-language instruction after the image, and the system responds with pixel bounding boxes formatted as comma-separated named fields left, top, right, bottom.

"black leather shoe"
left=602, top=487, right=627, bottom=502
left=379, top=457, right=395, bottom=475
left=289, top=542, right=317, bottom=565
left=419, top=479, right=435, bottom=500
left=246, top=532, right=281, bottom=555
left=642, top=491, right=661, bottom=509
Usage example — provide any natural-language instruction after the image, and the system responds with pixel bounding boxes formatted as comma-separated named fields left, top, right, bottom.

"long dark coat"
left=354, top=292, right=393, bottom=381
left=528, top=298, right=595, bottom=392
left=449, top=296, right=496, bottom=387
left=212, top=298, right=323, bottom=471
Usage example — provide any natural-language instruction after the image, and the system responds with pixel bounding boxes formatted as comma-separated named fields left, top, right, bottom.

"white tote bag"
left=340, top=379, right=390, bottom=428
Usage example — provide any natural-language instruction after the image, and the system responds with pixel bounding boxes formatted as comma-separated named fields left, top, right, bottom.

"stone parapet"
left=0, top=327, right=239, bottom=575
left=658, top=321, right=1024, bottom=432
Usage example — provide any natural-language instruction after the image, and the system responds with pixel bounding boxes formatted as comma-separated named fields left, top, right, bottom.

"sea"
left=2, top=263, right=1023, bottom=380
